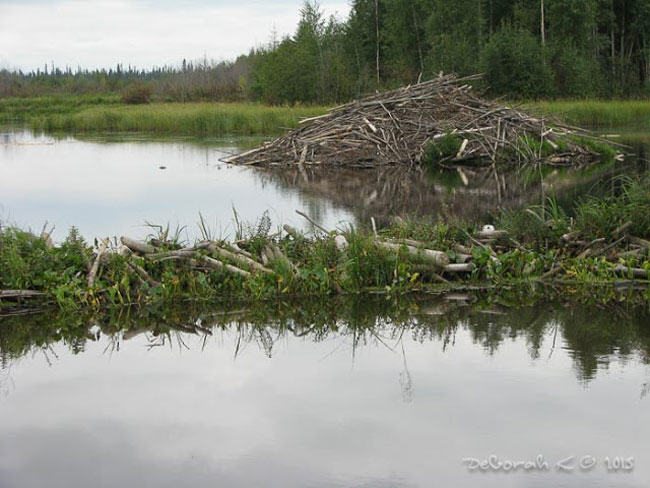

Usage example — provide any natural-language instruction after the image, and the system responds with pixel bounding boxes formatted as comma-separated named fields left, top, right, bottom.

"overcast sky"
left=0, top=0, right=351, bottom=71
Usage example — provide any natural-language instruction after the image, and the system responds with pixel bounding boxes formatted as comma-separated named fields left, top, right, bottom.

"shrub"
left=121, top=83, right=152, bottom=104
left=423, top=133, right=463, bottom=166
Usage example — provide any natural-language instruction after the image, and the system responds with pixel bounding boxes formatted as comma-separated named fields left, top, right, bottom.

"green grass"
left=1, top=96, right=329, bottom=136
left=0, top=93, right=121, bottom=124
left=527, top=100, right=650, bottom=128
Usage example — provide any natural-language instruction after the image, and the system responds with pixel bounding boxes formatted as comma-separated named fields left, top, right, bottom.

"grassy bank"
left=528, top=100, right=650, bottom=128
left=1, top=95, right=329, bottom=136
left=3, top=93, right=649, bottom=136
left=0, top=93, right=121, bottom=124
left=2, top=176, right=649, bottom=313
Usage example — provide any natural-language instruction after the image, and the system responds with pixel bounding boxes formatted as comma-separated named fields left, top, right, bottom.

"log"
left=443, top=263, right=475, bottom=273
left=0, top=289, right=46, bottom=300
left=126, top=261, right=160, bottom=287
left=612, top=221, right=633, bottom=236
left=475, top=229, right=508, bottom=240
left=629, top=236, right=650, bottom=249
left=207, top=243, right=273, bottom=274
left=376, top=240, right=450, bottom=267
left=87, top=238, right=109, bottom=287
left=120, top=237, right=156, bottom=255
left=200, top=256, right=251, bottom=277
left=613, top=265, right=648, bottom=280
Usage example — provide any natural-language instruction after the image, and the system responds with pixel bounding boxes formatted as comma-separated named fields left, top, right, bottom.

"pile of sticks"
left=224, top=74, right=606, bottom=169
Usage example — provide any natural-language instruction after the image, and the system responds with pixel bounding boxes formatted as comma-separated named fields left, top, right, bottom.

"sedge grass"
left=527, top=100, right=650, bottom=128
left=26, top=102, right=329, bottom=136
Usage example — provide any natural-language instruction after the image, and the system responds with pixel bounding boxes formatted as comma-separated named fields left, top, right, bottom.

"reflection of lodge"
left=252, top=162, right=631, bottom=226
left=2, top=295, right=649, bottom=383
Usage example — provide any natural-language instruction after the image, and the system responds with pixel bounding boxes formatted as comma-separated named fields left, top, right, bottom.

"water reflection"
left=3, top=129, right=649, bottom=242
left=1, top=296, right=649, bottom=488
left=2, top=296, right=649, bottom=383
left=0, top=129, right=354, bottom=241
left=252, top=133, right=649, bottom=226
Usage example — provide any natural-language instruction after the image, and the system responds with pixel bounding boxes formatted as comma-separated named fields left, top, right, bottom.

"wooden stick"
left=87, top=238, right=109, bottom=287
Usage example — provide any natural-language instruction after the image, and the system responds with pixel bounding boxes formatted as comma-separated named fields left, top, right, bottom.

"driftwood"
left=377, top=240, right=450, bottom=268
left=206, top=243, right=273, bottom=274
left=87, top=238, right=109, bottom=287
left=613, top=265, right=648, bottom=279
left=225, top=73, right=609, bottom=169
left=0, top=289, right=46, bottom=300
left=120, top=237, right=156, bottom=255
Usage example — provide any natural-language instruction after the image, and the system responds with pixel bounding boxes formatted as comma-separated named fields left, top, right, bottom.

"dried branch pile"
left=225, top=74, right=609, bottom=169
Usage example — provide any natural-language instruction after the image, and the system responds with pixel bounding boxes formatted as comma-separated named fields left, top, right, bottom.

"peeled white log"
left=476, top=229, right=508, bottom=240
left=120, top=237, right=156, bottom=255
left=443, top=263, right=475, bottom=273
left=87, top=238, right=109, bottom=287
left=200, top=256, right=251, bottom=277
left=207, top=244, right=272, bottom=274
left=377, top=241, right=450, bottom=267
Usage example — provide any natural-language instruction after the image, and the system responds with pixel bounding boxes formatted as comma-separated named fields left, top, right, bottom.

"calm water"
left=2, top=128, right=650, bottom=487
left=3, top=128, right=647, bottom=241
left=1, top=297, right=649, bottom=487
left=0, top=129, right=355, bottom=241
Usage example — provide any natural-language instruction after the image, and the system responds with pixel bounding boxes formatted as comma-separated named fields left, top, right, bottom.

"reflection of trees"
left=251, top=163, right=631, bottom=226
left=1, top=296, right=649, bottom=383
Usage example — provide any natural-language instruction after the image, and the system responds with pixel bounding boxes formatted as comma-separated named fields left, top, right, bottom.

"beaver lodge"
left=225, top=74, right=618, bottom=169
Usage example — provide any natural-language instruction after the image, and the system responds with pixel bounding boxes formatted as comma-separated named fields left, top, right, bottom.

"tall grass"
left=27, top=102, right=329, bottom=136
left=528, top=100, right=650, bottom=128
left=0, top=93, right=120, bottom=124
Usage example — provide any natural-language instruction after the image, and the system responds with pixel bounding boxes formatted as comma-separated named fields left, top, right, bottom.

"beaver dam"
left=225, top=74, right=620, bottom=169
left=2, top=172, right=649, bottom=314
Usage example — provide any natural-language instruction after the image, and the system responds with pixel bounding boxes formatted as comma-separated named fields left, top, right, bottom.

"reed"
left=528, top=100, right=650, bottom=128
left=27, top=102, right=329, bottom=136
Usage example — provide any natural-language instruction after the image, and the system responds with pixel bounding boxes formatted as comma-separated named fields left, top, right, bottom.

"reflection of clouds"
left=0, top=131, right=354, bottom=241
left=1, top=326, right=649, bottom=487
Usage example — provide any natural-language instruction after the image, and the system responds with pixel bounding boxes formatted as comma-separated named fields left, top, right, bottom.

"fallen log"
left=613, top=265, right=649, bottom=280
left=376, top=241, right=450, bottom=267
left=443, top=263, right=475, bottom=273
left=0, top=289, right=46, bottom=300
left=207, top=243, right=273, bottom=274
left=87, top=238, right=109, bottom=287
left=200, top=256, right=251, bottom=277
left=120, top=237, right=156, bottom=255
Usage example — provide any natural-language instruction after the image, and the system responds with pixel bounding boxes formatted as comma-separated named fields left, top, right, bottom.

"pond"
left=2, top=128, right=648, bottom=242
left=1, top=296, right=649, bottom=487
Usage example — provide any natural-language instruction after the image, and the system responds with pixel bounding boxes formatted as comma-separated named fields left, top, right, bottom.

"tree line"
left=2, top=0, right=649, bottom=103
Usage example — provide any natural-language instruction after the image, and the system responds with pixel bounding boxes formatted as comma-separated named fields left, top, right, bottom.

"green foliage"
left=2, top=0, right=650, bottom=103
left=575, top=175, right=650, bottom=239
left=423, top=134, right=463, bottom=166
left=481, top=27, right=554, bottom=99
